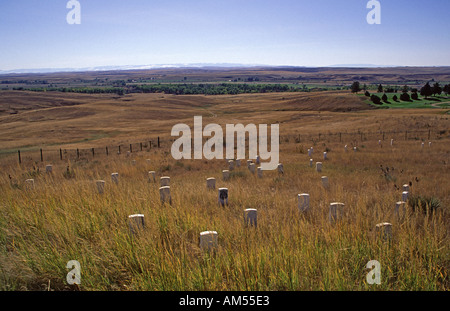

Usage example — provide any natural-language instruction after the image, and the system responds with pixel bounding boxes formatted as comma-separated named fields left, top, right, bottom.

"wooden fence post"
left=40, top=149, right=43, bottom=162
left=18, top=150, right=21, bottom=164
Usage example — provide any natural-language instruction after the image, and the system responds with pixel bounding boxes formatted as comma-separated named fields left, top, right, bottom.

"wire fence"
left=13, top=128, right=449, bottom=165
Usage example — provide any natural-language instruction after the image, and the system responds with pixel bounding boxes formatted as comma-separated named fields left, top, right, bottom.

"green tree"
left=420, top=82, right=432, bottom=99
left=351, top=81, right=361, bottom=93
left=432, top=82, right=442, bottom=96
left=382, top=93, right=388, bottom=102
left=378, top=84, right=383, bottom=93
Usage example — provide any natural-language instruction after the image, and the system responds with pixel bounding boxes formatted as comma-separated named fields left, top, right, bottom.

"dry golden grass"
left=0, top=90, right=448, bottom=291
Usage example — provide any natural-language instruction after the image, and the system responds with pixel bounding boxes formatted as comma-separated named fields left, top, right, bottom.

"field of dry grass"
left=0, top=89, right=449, bottom=291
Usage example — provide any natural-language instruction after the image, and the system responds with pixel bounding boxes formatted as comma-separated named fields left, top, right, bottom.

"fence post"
left=77, top=148, right=79, bottom=159
left=92, top=148, right=95, bottom=157
left=130, top=144, right=133, bottom=153
left=140, top=142, right=143, bottom=151
left=158, top=137, right=160, bottom=148
left=106, top=146, right=109, bottom=156
left=18, top=150, right=21, bottom=164
left=118, top=145, right=121, bottom=154
left=149, top=141, right=152, bottom=150
left=40, top=149, right=43, bottom=162
left=60, top=148, right=63, bottom=161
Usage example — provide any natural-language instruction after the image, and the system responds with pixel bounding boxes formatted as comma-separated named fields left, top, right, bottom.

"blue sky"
left=0, top=0, right=449, bottom=71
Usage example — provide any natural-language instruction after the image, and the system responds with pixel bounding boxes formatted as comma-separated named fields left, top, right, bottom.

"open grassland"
left=0, top=90, right=449, bottom=291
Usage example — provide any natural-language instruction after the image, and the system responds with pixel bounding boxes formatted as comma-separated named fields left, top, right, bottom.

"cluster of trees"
left=351, top=81, right=449, bottom=105
left=131, top=83, right=301, bottom=95
left=13, top=86, right=125, bottom=95
left=16, top=83, right=309, bottom=96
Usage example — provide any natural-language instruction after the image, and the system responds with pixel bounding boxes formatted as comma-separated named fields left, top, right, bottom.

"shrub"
left=400, top=92, right=410, bottom=101
left=371, top=94, right=382, bottom=105
left=408, top=195, right=441, bottom=215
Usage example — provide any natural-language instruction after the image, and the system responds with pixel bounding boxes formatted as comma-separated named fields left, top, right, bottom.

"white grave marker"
left=128, top=214, right=145, bottom=234
left=375, top=222, right=392, bottom=240
left=316, top=162, right=322, bottom=173
left=96, top=180, right=105, bottom=194
left=257, top=167, right=263, bottom=178
left=321, top=176, right=329, bottom=189
left=206, top=177, right=216, bottom=190
left=200, top=231, right=218, bottom=251
left=148, top=171, right=156, bottom=183
left=218, top=188, right=228, bottom=206
left=244, top=209, right=257, bottom=227
left=228, top=160, right=235, bottom=171
left=402, top=191, right=409, bottom=202
left=309, top=159, right=313, bottom=167
left=111, top=173, right=119, bottom=184
left=222, top=170, right=230, bottom=181
left=298, top=193, right=310, bottom=212
left=323, top=152, right=327, bottom=160
left=160, top=176, right=170, bottom=187
left=277, top=163, right=284, bottom=175
left=25, top=179, right=35, bottom=189
left=249, top=163, right=256, bottom=174
left=159, top=186, right=171, bottom=204
left=329, top=202, right=345, bottom=223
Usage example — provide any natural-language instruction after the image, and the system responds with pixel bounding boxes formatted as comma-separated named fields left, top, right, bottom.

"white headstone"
left=247, top=160, right=252, bottom=168
left=257, top=167, right=263, bottom=178
left=249, top=163, right=256, bottom=174
left=323, top=152, right=327, bottom=160
left=132, top=160, right=136, bottom=166
left=395, top=201, right=406, bottom=215
left=391, top=139, right=394, bottom=146
left=228, top=160, right=235, bottom=171
left=298, top=193, right=310, bottom=212
left=316, top=162, right=322, bottom=173
left=402, top=191, right=409, bottom=202
left=421, top=142, right=424, bottom=148
left=429, top=142, right=432, bottom=147
left=148, top=171, right=156, bottom=183
left=96, top=180, right=105, bottom=194
left=255, top=155, right=261, bottom=165
left=222, top=170, right=230, bottom=181
left=200, top=231, right=218, bottom=251
left=244, top=209, right=257, bottom=227
left=329, top=202, right=345, bottom=223
left=321, top=176, right=329, bottom=189
left=344, top=145, right=348, bottom=152
left=206, top=177, right=216, bottom=190
left=159, top=186, right=171, bottom=204
left=111, top=173, right=119, bottom=184
left=126, top=151, right=131, bottom=157
left=25, top=179, right=35, bottom=189
left=353, top=147, right=357, bottom=152
left=128, top=214, right=145, bottom=234
left=402, top=184, right=409, bottom=192
left=218, top=188, right=228, bottom=206
left=160, top=176, right=170, bottom=187
left=309, top=159, right=313, bottom=167
left=308, top=149, right=312, bottom=157
left=277, top=163, right=284, bottom=175
left=375, top=222, right=392, bottom=240
left=236, top=159, right=241, bottom=167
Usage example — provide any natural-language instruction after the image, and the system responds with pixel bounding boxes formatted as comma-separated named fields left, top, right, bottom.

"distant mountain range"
left=0, top=63, right=266, bottom=75
left=0, top=63, right=445, bottom=75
